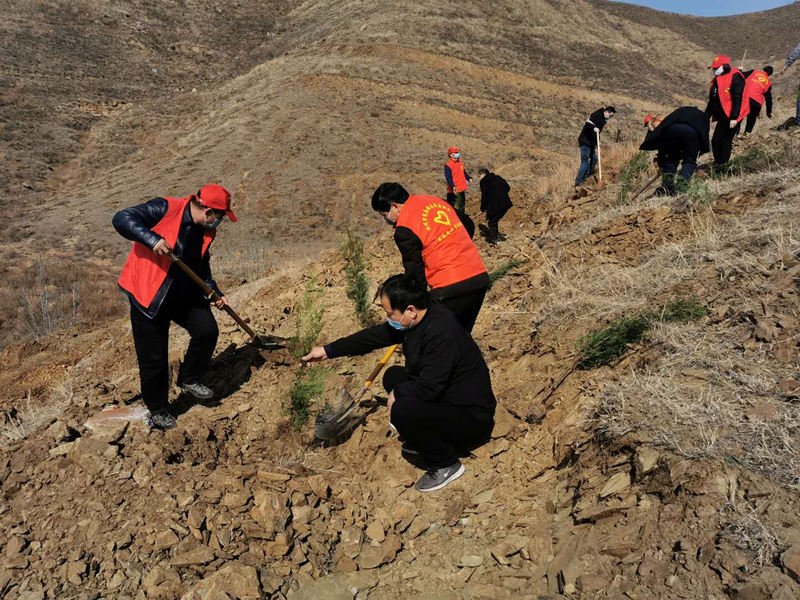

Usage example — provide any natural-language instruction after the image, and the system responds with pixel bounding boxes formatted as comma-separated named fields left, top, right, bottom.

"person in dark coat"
left=640, top=107, right=710, bottom=195
left=302, top=275, right=496, bottom=493
left=478, top=168, right=513, bottom=245
left=574, top=106, right=615, bottom=186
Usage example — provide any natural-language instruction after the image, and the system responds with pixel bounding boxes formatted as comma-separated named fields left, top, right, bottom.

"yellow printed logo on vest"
left=420, top=201, right=462, bottom=240
left=433, top=211, right=451, bottom=226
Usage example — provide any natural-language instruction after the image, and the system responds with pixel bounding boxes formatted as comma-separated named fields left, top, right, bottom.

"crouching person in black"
left=303, top=274, right=496, bottom=493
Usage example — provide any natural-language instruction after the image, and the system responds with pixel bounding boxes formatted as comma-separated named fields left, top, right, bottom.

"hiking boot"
left=149, top=411, right=177, bottom=430
left=180, top=382, right=214, bottom=400
left=415, top=460, right=465, bottom=492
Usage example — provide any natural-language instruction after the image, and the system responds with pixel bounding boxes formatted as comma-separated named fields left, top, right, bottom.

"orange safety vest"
left=745, top=70, right=772, bottom=106
left=395, top=195, right=486, bottom=289
left=118, top=196, right=215, bottom=309
left=711, top=67, right=750, bottom=122
left=445, top=158, right=469, bottom=193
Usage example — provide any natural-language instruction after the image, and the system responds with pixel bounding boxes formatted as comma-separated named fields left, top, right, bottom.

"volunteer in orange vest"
left=444, top=147, right=472, bottom=212
left=371, top=182, right=489, bottom=332
left=742, top=66, right=773, bottom=135
left=705, top=54, right=750, bottom=166
left=112, top=184, right=237, bottom=430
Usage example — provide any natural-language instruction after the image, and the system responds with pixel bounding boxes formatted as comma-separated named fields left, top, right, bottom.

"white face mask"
left=714, top=66, right=725, bottom=76
left=453, top=153, right=460, bottom=159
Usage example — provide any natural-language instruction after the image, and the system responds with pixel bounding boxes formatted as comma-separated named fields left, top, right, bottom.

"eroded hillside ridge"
left=2, top=124, right=800, bottom=598
left=2, top=0, right=798, bottom=349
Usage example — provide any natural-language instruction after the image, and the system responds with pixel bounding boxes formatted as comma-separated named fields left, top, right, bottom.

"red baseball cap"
left=709, top=55, right=730, bottom=69
left=448, top=146, right=460, bottom=155
left=644, top=114, right=654, bottom=126
left=197, top=184, right=237, bottom=222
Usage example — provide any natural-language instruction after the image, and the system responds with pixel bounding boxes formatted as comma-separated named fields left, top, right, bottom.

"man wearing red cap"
left=705, top=54, right=750, bottom=166
left=112, top=184, right=237, bottom=429
left=444, top=147, right=472, bottom=212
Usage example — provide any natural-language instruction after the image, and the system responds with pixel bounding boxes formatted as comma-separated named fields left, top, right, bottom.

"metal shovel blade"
left=254, top=334, right=287, bottom=350
left=314, top=388, right=359, bottom=441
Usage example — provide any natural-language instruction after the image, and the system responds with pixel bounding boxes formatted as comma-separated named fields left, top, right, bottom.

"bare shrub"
left=19, top=262, right=79, bottom=339
left=212, top=233, right=272, bottom=282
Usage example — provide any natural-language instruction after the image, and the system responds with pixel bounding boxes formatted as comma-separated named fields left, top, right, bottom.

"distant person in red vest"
left=371, top=182, right=489, bottom=332
left=742, top=66, right=773, bottom=135
left=112, top=184, right=237, bottom=430
left=705, top=54, right=750, bottom=165
left=780, top=42, right=800, bottom=127
left=444, top=147, right=472, bottom=212
left=574, top=106, right=615, bottom=187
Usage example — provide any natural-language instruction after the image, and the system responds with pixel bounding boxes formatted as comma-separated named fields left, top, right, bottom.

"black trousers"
left=657, top=123, right=701, bottom=189
left=487, top=206, right=510, bottom=238
left=384, top=366, right=494, bottom=468
left=130, top=294, right=218, bottom=412
left=435, top=286, right=487, bottom=333
left=711, top=118, right=740, bottom=165
left=744, top=99, right=762, bottom=134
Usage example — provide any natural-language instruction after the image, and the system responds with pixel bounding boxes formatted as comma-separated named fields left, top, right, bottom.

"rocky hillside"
left=3, top=0, right=798, bottom=348
left=2, top=112, right=800, bottom=598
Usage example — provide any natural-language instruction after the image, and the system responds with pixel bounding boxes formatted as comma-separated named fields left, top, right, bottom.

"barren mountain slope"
left=4, top=0, right=798, bottom=348
left=2, top=122, right=800, bottom=598
left=593, top=0, right=800, bottom=62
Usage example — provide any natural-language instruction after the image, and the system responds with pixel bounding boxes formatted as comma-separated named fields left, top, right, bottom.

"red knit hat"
left=448, top=146, right=460, bottom=155
left=644, top=114, right=654, bottom=126
left=709, top=55, right=730, bottom=69
left=197, top=184, right=238, bottom=222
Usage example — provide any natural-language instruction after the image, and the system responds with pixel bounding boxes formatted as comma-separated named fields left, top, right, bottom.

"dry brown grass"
left=529, top=140, right=800, bottom=489
left=0, top=381, right=73, bottom=446
left=722, top=500, right=787, bottom=567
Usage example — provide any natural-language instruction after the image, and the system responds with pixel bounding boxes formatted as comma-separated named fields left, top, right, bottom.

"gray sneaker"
left=149, top=411, right=177, bottom=430
left=415, top=460, right=465, bottom=492
left=180, top=382, right=214, bottom=400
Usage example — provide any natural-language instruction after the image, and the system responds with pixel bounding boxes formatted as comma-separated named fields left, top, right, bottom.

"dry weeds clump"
left=596, top=322, right=800, bottom=489
left=0, top=381, right=73, bottom=446
left=722, top=502, right=788, bottom=567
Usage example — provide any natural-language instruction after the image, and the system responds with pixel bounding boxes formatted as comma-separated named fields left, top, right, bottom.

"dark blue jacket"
left=112, top=198, right=222, bottom=318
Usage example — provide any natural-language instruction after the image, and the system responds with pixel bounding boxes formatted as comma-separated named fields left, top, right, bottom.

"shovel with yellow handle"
left=314, top=344, right=400, bottom=441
